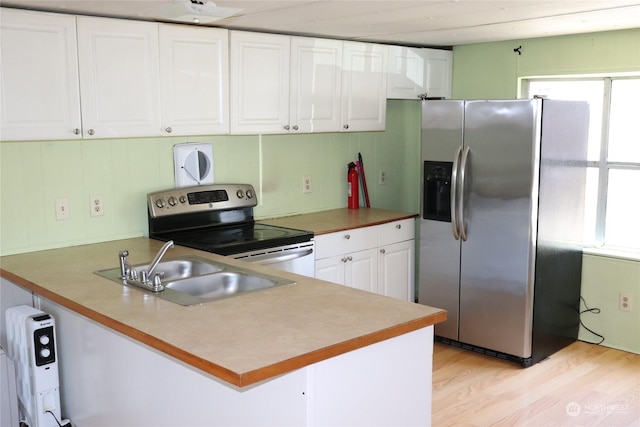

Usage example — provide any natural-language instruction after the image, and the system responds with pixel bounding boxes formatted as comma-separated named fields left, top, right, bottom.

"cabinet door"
left=0, top=10, right=81, bottom=141
left=77, top=17, right=161, bottom=138
left=341, top=42, right=387, bottom=132
left=315, top=257, right=345, bottom=285
left=386, top=45, right=425, bottom=100
left=159, top=25, right=229, bottom=136
left=378, top=240, right=415, bottom=302
left=344, top=248, right=378, bottom=294
left=424, top=48, right=452, bottom=99
left=230, top=31, right=290, bottom=134
left=290, top=37, right=342, bottom=133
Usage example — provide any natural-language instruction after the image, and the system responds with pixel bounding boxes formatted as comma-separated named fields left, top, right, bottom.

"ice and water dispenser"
left=423, top=161, right=453, bottom=222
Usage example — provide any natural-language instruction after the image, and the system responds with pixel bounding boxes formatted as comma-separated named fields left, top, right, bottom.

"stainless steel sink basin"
left=95, top=255, right=295, bottom=306
left=132, top=256, right=223, bottom=281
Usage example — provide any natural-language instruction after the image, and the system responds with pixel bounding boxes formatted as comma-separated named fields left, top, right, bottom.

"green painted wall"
left=0, top=100, right=421, bottom=256
left=452, top=28, right=640, bottom=99
left=451, top=28, right=640, bottom=354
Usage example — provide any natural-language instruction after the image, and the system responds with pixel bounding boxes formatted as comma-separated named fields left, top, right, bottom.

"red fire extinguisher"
left=347, top=162, right=359, bottom=209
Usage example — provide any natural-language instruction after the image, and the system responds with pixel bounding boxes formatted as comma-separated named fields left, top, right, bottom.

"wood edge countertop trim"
left=259, top=209, right=419, bottom=236
left=237, top=311, right=447, bottom=387
left=314, top=212, right=419, bottom=235
left=1, top=268, right=447, bottom=388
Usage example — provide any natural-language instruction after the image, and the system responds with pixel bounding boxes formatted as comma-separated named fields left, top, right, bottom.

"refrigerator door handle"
left=451, top=146, right=462, bottom=240
left=458, top=146, right=471, bottom=241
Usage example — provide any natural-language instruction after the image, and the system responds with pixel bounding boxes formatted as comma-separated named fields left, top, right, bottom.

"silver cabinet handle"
left=451, top=146, right=462, bottom=240
left=380, top=248, right=386, bottom=254
left=458, top=146, right=471, bottom=242
left=165, top=127, right=172, bottom=133
left=87, top=129, right=95, bottom=136
left=293, top=125, right=299, bottom=131
left=284, top=125, right=290, bottom=131
left=343, top=124, right=349, bottom=130
left=344, top=234, right=351, bottom=240
left=73, top=128, right=80, bottom=135
left=396, top=224, right=401, bottom=229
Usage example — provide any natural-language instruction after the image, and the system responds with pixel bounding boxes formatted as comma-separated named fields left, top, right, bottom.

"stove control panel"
left=148, top=184, right=257, bottom=218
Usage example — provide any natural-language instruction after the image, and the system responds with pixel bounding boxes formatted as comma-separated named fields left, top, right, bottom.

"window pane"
left=608, top=79, right=640, bottom=162
left=528, top=80, right=603, bottom=162
left=604, top=169, right=640, bottom=249
left=583, top=167, right=598, bottom=247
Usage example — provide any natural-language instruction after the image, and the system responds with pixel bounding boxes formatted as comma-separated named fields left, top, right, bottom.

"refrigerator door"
left=419, top=100, right=464, bottom=340
left=458, top=99, right=540, bottom=358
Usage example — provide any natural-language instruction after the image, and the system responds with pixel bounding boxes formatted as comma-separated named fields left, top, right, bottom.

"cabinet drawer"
left=315, top=227, right=377, bottom=259
left=378, top=219, right=415, bottom=246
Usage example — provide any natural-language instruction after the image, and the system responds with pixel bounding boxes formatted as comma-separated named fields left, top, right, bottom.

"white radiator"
left=5, top=305, right=61, bottom=427
left=1, top=345, right=19, bottom=427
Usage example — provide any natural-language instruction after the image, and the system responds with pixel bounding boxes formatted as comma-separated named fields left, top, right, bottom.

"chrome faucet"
left=141, top=240, right=175, bottom=285
left=117, top=240, right=174, bottom=293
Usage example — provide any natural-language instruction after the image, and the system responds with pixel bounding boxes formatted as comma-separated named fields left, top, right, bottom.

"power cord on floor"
left=46, top=410, right=72, bottom=427
left=579, top=296, right=605, bottom=345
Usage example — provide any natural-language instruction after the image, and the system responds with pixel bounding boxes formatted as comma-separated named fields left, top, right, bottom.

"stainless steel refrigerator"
left=418, top=99, right=589, bottom=367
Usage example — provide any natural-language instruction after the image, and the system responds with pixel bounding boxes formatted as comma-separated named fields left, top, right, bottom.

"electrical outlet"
left=90, top=195, right=104, bottom=217
left=303, top=175, right=312, bottom=193
left=379, top=170, right=387, bottom=185
left=619, top=292, right=632, bottom=312
left=55, top=197, right=70, bottom=220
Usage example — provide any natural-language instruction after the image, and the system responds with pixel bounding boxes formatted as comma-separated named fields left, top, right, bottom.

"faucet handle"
left=119, top=250, right=130, bottom=279
left=152, top=274, right=164, bottom=292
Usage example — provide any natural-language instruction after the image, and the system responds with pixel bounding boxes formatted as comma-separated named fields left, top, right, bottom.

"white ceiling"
left=1, top=0, right=639, bottom=47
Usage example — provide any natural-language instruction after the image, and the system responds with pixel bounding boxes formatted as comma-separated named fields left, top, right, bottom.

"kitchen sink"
left=95, top=256, right=295, bottom=306
left=132, top=256, right=223, bottom=281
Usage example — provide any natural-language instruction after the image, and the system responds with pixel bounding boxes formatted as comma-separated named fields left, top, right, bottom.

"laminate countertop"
left=1, top=237, right=445, bottom=388
left=259, top=208, right=418, bottom=235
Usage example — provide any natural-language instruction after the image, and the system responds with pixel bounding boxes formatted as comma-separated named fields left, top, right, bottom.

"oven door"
left=231, top=242, right=315, bottom=278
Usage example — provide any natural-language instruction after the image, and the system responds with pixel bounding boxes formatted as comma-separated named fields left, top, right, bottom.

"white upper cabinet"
left=387, top=46, right=452, bottom=100
left=230, top=32, right=385, bottom=134
left=387, top=45, right=425, bottom=100
left=341, top=41, right=388, bottom=132
left=290, top=37, right=342, bottom=133
left=0, top=9, right=82, bottom=141
left=230, top=31, right=291, bottom=134
left=77, top=17, right=161, bottom=138
left=424, top=48, right=453, bottom=99
left=159, top=25, right=229, bottom=136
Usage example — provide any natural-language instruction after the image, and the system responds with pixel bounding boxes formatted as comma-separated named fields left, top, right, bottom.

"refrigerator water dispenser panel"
left=423, top=161, right=452, bottom=222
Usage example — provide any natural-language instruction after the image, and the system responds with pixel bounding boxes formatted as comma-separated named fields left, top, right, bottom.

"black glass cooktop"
left=152, top=223, right=313, bottom=256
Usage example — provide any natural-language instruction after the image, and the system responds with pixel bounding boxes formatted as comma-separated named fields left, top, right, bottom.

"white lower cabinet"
left=379, top=239, right=415, bottom=302
left=315, top=218, right=415, bottom=301
left=316, top=248, right=378, bottom=294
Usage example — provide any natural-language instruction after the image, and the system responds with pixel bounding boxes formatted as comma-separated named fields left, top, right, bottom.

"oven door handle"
left=242, top=248, right=313, bottom=265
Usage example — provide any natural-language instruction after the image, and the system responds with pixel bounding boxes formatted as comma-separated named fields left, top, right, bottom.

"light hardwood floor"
left=432, top=341, right=640, bottom=426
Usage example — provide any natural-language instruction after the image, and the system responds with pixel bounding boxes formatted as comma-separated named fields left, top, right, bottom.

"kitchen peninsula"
left=1, top=238, right=445, bottom=426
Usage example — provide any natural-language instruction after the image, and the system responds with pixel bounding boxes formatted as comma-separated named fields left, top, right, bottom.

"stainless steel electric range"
left=148, top=184, right=315, bottom=277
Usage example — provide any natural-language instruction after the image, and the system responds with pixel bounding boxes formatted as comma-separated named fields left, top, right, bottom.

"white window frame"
left=520, top=74, right=640, bottom=252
